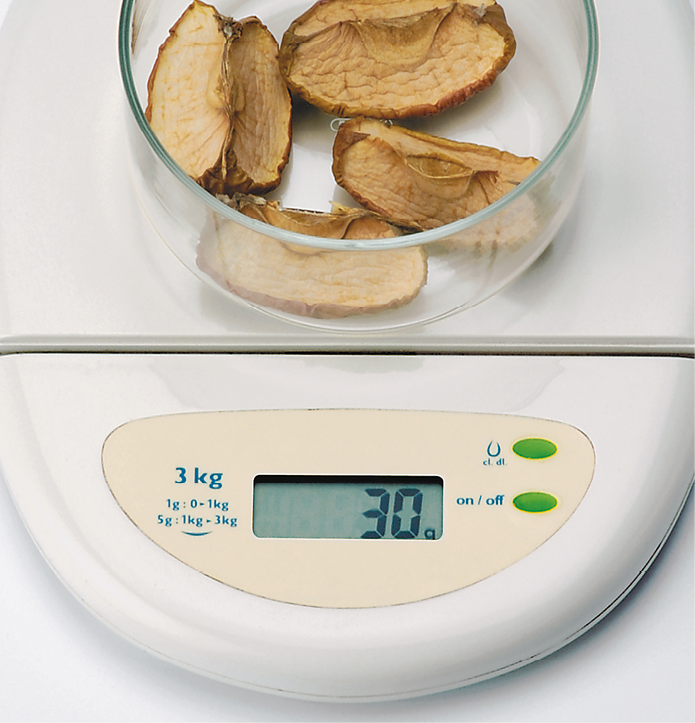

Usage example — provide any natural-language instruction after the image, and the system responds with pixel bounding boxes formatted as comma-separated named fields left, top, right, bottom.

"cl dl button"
left=513, top=438, right=558, bottom=460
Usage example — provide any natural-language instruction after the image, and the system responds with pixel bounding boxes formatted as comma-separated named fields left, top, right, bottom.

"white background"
left=0, top=1, right=693, bottom=721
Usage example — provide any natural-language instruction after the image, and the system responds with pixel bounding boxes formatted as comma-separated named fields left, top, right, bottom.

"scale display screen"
left=253, top=476, right=444, bottom=540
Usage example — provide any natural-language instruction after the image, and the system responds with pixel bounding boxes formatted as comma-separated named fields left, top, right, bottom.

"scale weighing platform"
left=0, top=0, right=693, bottom=719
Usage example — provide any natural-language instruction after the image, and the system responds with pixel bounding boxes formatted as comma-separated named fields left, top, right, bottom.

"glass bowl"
left=118, top=0, right=598, bottom=333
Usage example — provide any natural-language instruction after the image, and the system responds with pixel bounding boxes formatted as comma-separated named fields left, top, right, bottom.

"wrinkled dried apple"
left=197, top=195, right=427, bottom=318
left=146, top=1, right=291, bottom=195
left=221, top=193, right=421, bottom=240
left=279, top=0, right=516, bottom=119
left=332, top=117, right=540, bottom=230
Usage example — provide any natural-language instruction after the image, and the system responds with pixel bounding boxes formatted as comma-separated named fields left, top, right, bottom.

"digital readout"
left=253, top=475, right=443, bottom=540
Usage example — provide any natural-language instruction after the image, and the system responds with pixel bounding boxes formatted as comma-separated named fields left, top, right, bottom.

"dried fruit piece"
left=197, top=195, right=427, bottom=318
left=279, top=0, right=516, bottom=119
left=146, top=1, right=291, bottom=195
left=221, top=193, right=421, bottom=240
left=206, top=17, right=293, bottom=194
left=146, top=1, right=230, bottom=181
left=332, top=117, right=540, bottom=229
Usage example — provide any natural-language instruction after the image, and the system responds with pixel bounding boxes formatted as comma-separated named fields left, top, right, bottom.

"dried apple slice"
left=146, top=2, right=291, bottom=195
left=197, top=195, right=427, bottom=318
left=205, top=17, right=293, bottom=195
left=279, top=0, right=516, bottom=119
left=332, top=117, right=540, bottom=229
left=146, top=1, right=230, bottom=181
left=221, top=193, right=421, bottom=240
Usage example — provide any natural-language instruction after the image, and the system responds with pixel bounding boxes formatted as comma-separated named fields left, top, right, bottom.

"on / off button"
left=513, top=492, right=559, bottom=513
left=512, top=438, right=558, bottom=460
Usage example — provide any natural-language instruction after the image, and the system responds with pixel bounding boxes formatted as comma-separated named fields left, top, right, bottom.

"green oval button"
left=513, top=438, right=558, bottom=460
left=513, top=492, right=558, bottom=513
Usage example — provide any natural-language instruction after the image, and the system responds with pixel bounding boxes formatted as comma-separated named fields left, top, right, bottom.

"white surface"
left=0, top=0, right=693, bottom=720
left=0, top=0, right=692, bottom=351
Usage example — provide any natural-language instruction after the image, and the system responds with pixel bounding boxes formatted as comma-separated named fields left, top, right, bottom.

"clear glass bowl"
left=119, top=0, right=598, bottom=333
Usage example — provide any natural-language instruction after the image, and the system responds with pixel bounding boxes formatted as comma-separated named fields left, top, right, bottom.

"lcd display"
left=253, top=475, right=443, bottom=539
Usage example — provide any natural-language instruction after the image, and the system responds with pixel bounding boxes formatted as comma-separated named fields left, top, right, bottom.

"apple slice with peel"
left=332, top=117, right=540, bottom=230
left=197, top=194, right=428, bottom=318
left=146, top=1, right=291, bottom=195
left=279, top=0, right=517, bottom=119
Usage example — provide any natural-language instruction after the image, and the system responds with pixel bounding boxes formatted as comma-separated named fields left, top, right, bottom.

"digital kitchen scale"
left=0, top=0, right=692, bottom=714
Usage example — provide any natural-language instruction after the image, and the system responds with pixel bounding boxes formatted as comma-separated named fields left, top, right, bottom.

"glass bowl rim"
left=117, top=0, right=599, bottom=252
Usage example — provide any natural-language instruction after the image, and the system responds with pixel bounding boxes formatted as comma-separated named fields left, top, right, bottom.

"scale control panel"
left=102, top=410, right=595, bottom=608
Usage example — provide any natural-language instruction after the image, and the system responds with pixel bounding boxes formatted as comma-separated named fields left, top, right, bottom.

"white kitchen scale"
left=0, top=0, right=693, bottom=714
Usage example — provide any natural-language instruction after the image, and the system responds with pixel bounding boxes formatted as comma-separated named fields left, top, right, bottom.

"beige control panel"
left=102, top=410, right=595, bottom=608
